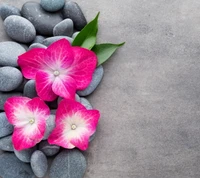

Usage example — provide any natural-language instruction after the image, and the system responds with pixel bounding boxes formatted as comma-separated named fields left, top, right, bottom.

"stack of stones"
left=0, top=0, right=104, bottom=177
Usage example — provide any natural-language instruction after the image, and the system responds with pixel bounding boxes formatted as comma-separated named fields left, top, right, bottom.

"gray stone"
left=32, top=35, right=45, bottom=44
left=0, top=153, right=34, bottom=178
left=89, top=132, right=96, bottom=142
left=0, top=4, right=21, bottom=20
left=77, top=65, right=104, bottom=96
left=21, top=2, right=63, bottom=36
left=0, top=41, right=26, bottom=67
left=0, top=67, right=23, bottom=92
left=0, top=92, right=22, bottom=110
left=80, top=97, right=93, bottom=110
left=41, top=0, right=65, bottom=12
left=39, top=140, right=60, bottom=156
left=14, top=78, right=28, bottom=92
left=4, top=15, right=36, bottom=43
left=0, top=135, right=14, bottom=151
left=75, top=94, right=81, bottom=102
left=50, top=109, right=56, bottom=115
left=42, top=36, right=73, bottom=46
left=62, top=1, right=87, bottom=30
left=50, top=149, right=87, bottom=178
left=29, top=43, right=47, bottom=50
left=53, top=18, right=74, bottom=37
left=23, top=80, right=37, bottom=98
left=0, top=112, right=13, bottom=138
left=72, top=31, right=80, bottom=39
left=30, top=150, right=48, bottom=178
left=14, top=146, right=37, bottom=163
left=43, top=114, right=56, bottom=140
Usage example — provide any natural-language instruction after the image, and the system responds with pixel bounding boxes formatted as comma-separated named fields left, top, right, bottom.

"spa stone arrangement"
left=0, top=0, right=124, bottom=178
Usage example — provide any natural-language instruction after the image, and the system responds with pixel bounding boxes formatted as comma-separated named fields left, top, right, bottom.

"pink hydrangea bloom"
left=4, top=97, right=50, bottom=151
left=48, top=99, right=100, bottom=150
left=18, top=39, right=97, bottom=101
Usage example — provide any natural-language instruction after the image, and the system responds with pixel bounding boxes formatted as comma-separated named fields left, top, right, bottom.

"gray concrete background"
left=1, top=0, right=200, bottom=178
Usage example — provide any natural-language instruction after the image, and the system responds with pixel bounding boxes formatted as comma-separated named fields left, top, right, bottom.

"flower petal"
left=35, top=71, right=57, bottom=101
left=18, top=48, right=46, bottom=79
left=70, top=133, right=89, bottom=150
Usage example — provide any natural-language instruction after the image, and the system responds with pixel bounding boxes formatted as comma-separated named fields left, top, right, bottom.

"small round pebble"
left=42, top=36, right=73, bottom=46
left=29, top=43, right=47, bottom=50
left=53, top=18, right=74, bottom=37
left=0, top=112, right=13, bottom=138
left=14, top=146, right=37, bottom=163
left=0, top=4, right=21, bottom=20
left=41, top=0, right=65, bottom=12
left=0, top=41, right=26, bottom=67
left=23, top=80, right=37, bottom=98
left=31, top=150, right=48, bottom=178
left=4, top=15, right=36, bottom=43
left=77, top=65, right=104, bottom=96
left=0, top=66, right=23, bottom=92
left=50, top=149, right=87, bottom=178
left=39, top=140, right=60, bottom=156
left=80, top=97, right=93, bottom=110
left=0, top=135, right=14, bottom=151
left=32, top=35, right=45, bottom=44
left=72, top=31, right=80, bottom=39
left=14, top=78, right=28, bottom=92
left=43, top=115, right=56, bottom=140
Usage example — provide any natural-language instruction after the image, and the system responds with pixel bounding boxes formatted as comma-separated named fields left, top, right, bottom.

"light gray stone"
left=23, top=80, right=37, bottom=98
left=80, top=97, right=93, bottom=110
left=0, top=4, right=21, bottom=20
left=77, top=65, right=104, bottom=96
left=39, top=140, right=60, bottom=156
left=0, top=66, right=23, bottom=92
left=0, top=135, right=14, bottom=151
left=43, top=114, right=56, bottom=140
left=41, top=0, right=65, bottom=12
left=4, top=15, right=36, bottom=43
left=42, top=36, right=73, bottom=46
left=0, top=41, right=26, bottom=67
left=0, top=112, right=13, bottom=138
left=53, top=18, right=74, bottom=37
left=50, top=149, right=87, bottom=178
left=0, top=153, right=34, bottom=178
left=72, top=31, right=80, bottom=39
left=29, top=43, right=47, bottom=50
left=30, top=150, right=48, bottom=178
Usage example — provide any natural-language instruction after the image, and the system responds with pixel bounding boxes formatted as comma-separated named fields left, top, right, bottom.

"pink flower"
left=4, top=97, right=50, bottom=151
left=18, top=39, right=97, bottom=101
left=48, top=99, right=100, bottom=150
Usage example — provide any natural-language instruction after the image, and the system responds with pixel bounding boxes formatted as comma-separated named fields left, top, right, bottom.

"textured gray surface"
left=0, top=0, right=200, bottom=178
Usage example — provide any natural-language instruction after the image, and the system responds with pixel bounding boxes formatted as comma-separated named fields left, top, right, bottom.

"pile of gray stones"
left=0, top=0, right=104, bottom=177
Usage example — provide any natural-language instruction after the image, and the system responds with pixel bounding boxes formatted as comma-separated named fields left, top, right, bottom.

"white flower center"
left=29, top=118, right=35, bottom=124
left=53, top=70, right=60, bottom=76
left=71, top=124, right=77, bottom=130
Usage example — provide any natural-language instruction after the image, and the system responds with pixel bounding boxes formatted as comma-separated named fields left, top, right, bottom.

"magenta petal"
left=71, top=47, right=97, bottom=90
left=35, top=71, right=57, bottom=101
left=18, top=48, right=46, bottom=79
left=70, top=134, right=89, bottom=150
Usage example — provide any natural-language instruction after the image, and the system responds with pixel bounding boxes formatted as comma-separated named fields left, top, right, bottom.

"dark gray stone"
left=4, top=15, right=36, bottom=43
left=0, top=41, right=26, bottom=67
left=72, top=31, right=80, bottom=39
left=53, top=18, right=74, bottom=37
left=77, top=65, right=104, bottom=96
left=14, top=78, right=28, bottom=92
left=43, top=114, right=56, bottom=140
left=32, top=35, right=45, bottom=44
left=0, top=92, right=22, bottom=110
left=41, top=0, right=65, bottom=12
left=21, top=2, right=63, bottom=36
left=0, top=153, right=34, bottom=178
left=0, top=4, right=21, bottom=20
left=42, top=36, right=73, bottom=46
left=23, top=80, right=37, bottom=98
left=89, top=132, right=96, bottom=142
left=50, top=109, right=56, bottom=115
left=39, top=140, right=60, bottom=156
left=0, top=67, right=23, bottom=92
left=29, top=43, right=47, bottom=50
left=0, top=135, right=14, bottom=151
left=50, top=149, right=87, bottom=178
left=62, top=1, right=87, bottom=30
left=80, top=97, right=93, bottom=110
left=0, top=112, right=13, bottom=138
left=30, top=150, right=48, bottom=178
left=14, top=146, right=37, bottom=163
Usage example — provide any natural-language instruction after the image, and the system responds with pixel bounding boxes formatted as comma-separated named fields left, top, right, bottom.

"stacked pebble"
left=0, top=0, right=104, bottom=177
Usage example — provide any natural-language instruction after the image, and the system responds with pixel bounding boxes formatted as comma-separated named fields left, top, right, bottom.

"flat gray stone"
left=31, top=150, right=48, bottom=178
left=0, top=66, right=23, bottom=92
left=53, top=18, right=74, bottom=37
left=39, top=140, right=60, bottom=156
left=41, top=0, right=65, bottom=12
left=0, top=135, right=14, bottom=151
left=0, top=4, right=21, bottom=20
left=80, top=97, right=93, bottom=110
left=0, top=112, right=13, bottom=138
left=4, top=15, right=36, bottom=43
left=29, top=43, right=47, bottom=50
left=14, top=146, right=37, bottom=163
left=43, top=114, right=56, bottom=140
left=0, top=153, right=34, bottom=178
left=50, top=149, right=87, bottom=178
left=0, top=41, right=26, bottom=67
left=23, top=80, right=37, bottom=98
left=77, top=65, right=104, bottom=96
left=42, top=36, right=73, bottom=46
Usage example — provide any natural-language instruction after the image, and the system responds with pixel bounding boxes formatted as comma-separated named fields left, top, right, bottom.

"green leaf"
left=72, top=12, right=100, bottom=49
left=92, top=42, right=125, bottom=66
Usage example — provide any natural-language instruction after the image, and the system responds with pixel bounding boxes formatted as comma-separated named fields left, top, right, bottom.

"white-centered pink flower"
left=48, top=99, right=100, bottom=150
left=18, top=39, right=97, bottom=101
left=4, top=97, right=50, bottom=151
